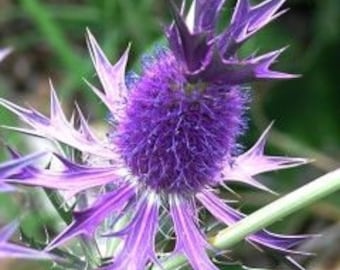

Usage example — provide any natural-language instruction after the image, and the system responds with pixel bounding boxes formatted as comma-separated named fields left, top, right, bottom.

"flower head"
left=0, top=0, right=310, bottom=269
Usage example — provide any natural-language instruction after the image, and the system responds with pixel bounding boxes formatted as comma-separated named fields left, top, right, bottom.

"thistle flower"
left=0, top=0, right=310, bottom=269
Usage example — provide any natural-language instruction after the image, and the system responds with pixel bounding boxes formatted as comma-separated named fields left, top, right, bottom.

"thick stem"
left=157, top=168, right=340, bottom=270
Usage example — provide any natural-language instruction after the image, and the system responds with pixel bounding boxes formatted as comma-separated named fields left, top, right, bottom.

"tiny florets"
left=116, top=50, right=248, bottom=194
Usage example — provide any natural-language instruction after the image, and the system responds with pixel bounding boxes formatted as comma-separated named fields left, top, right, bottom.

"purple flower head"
left=0, top=1, right=310, bottom=269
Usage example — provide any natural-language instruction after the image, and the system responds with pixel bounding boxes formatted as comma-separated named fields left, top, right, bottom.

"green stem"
left=157, top=168, right=340, bottom=270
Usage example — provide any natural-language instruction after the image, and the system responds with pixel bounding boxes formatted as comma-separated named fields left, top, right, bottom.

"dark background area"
left=0, top=0, right=339, bottom=269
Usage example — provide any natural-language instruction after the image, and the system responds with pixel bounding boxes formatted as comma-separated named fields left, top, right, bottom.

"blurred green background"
left=0, top=0, right=339, bottom=269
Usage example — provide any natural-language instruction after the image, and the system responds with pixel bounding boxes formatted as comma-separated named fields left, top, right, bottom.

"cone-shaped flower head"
left=0, top=1, right=310, bottom=269
left=116, top=48, right=248, bottom=194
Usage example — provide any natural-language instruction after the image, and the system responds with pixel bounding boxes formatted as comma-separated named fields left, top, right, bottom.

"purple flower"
left=0, top=0, right=310, bottom=269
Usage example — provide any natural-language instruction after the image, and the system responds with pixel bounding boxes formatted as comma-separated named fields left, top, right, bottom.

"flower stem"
left=157, top=168, right=340, bottom=270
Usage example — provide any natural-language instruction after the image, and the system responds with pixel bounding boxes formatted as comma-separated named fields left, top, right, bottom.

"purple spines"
left=166, top=0, right=296, bottom=84
left=222, top=123, right=308, bottom=192
left=116, top=50, right=248, bottom=194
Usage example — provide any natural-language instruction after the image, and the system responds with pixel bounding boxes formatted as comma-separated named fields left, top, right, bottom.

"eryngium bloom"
left=1, top=0, right=310, bottom=269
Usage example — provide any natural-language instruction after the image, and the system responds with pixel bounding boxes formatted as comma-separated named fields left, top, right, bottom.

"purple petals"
left=222, top=124, right=308, bottom=192
left=86, top=29, right=130, bottom=118
left=46, top=183, right=135, bottom=250
left=0, top=220, right=52, bottom=260
left=170, top=195, right=218, bottom=270
left=5, top=154, right=119, bottom=195
left=248, top=48, right=299, bottom=80
left=103, top=192, right=159, bottom=270
left=0, top=84, right=114, bottom=158
left=197, top=190, right=311, bottom=258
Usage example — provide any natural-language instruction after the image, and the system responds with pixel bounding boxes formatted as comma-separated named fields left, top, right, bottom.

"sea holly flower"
left=0, top=0, right=310, bottom=269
